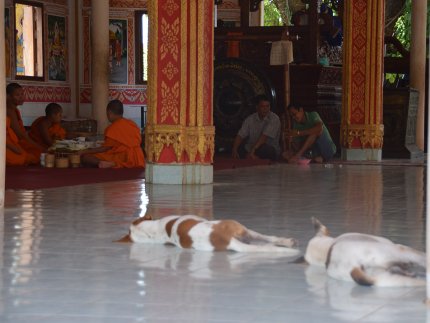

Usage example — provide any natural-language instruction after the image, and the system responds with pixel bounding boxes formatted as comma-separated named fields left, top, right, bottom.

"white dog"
left=118, top=214, right=299, bottom=254
left=304, top=217, right=425, bottom=287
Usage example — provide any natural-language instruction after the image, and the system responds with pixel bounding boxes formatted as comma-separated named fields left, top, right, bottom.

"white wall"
left=20, top=102, right=74, bottom=126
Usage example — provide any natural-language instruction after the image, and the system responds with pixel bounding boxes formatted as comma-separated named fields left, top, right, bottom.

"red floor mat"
left=6, top=156, right=273, bottom=190
left=6, top=166, right=145, bottom=190
left=213, top=155, right=273, bottom=171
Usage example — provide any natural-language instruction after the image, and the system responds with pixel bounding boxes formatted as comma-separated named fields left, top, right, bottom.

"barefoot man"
left=283, top=104, right=336, bottom=163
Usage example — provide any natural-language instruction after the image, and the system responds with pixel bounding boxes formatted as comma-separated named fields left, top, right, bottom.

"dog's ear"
left=132, top=214, right=153, bottom=226
left=311, top=217, right=330, bottom=236
left=143, top=214, right=153, bottom=220
left=114, top=232, right=133, bottom=243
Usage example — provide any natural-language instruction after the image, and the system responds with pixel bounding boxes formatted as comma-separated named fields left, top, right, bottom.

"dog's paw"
left=276, top=238, right=298, bottom=248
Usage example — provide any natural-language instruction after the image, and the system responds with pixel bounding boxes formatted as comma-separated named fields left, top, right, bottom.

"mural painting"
left=109, top=19, right=128, bottom=84
left=5, top=8, right=10, bottom=78
left=15, top=4, right=24, bottom=75
left=48, top=15, right=66, bottom=81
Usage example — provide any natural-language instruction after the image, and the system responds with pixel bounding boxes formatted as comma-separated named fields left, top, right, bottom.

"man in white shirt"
left=232, top=94, right=281, bottom=161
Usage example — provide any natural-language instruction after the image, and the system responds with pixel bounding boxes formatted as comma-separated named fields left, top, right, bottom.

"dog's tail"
left=350, top=267, right=375, bottom=286
left=350, top=265, right=425, bottom=287
left=311, top=217, right=330, bottom=236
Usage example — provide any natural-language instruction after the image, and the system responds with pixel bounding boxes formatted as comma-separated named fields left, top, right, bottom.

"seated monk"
left=6, top=83, right=44, bottom=160
left=29, top=103, right=66, bottom=149
left=6, top=116, right=38, bottom=166
left=80, top=99, right=145, bottom=168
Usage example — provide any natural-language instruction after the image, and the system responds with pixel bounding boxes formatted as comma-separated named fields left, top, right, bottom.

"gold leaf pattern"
left=160, top=81, right=179, bottom=123
left=341, top=125, right=384, bottom=149
left=162, top=62, right=179, bottom=80
left=162, top=0, right=179, bottom=16
left=160, top=18, right=179, bottom=61
left=145, top=125, right=215, bottom=163
left=186, top=133, right=199, bottom=162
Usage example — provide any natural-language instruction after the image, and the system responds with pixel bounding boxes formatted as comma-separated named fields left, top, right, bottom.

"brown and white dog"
left=118, top=214, right=299, bottom=254
left=304, top=217, right=425, bottom=287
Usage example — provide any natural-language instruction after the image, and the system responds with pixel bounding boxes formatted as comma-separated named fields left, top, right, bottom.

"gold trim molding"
left=341, top=124, right=384, bottom=149
left=145, top=125, right=215, bottom=163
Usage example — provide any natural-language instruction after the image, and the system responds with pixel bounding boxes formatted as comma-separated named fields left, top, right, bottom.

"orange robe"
left=6, top=117, right=38, bottom=166
left=29, top=116, right=66, bottom=149
left=94, top=118, right=145, bottom=168
left=12, top=108, right=43, bottom=160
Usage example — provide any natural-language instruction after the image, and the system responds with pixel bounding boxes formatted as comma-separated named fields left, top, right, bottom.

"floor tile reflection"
left=0, top=163, right=427, bottom=322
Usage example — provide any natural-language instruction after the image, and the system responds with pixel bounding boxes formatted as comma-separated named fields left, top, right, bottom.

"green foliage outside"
left=387, top=0, right=429, bottom=85
left=393, top=0, right=412, bottom=50
left=392, top=0, right=430, bottom=51
left=264, top=0, right=282, bottom=26
left=263, top=0, right=291, bottom=26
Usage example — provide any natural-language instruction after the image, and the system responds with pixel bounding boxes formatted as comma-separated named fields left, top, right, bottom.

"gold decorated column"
left=145, top=0, right=215, bottom=184
left=0, top=0, right=5, bottom=205
left=341, top=0, right=384, bottom=161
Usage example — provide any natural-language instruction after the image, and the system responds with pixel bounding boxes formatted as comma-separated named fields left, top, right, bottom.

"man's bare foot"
left=282, top=151, right=293, bottom=161
left=287, top=155, right=299, bottom=164
left=313, top=156, right=323, bottom=163
left=247, top=152, right=259, bottom=160
left=98, top=160, right=116, bottom=168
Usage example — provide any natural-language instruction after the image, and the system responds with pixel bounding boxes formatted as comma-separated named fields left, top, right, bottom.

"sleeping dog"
left=118, top=214, right=299, bottom=254
left=304, top=217, right=425, bottom=287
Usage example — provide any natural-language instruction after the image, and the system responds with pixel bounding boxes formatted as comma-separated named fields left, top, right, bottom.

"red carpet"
left=6, top=166, right=145, bottom=190
left=213, top=155, right=273, bottom=171
left=5, top=156, right=273, bottom=190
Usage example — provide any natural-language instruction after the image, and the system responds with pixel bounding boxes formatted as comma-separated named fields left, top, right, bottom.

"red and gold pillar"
left=341, top=0, right=384, bottom=161
left=0, top=0, right=5, bottom=205
left=145, top=0, right=215, bottom=184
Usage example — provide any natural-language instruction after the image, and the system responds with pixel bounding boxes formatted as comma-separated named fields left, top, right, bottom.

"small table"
left=45, top=139, right=104, bottom=168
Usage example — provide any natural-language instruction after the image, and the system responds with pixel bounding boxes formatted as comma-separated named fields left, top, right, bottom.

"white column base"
left=341, top=148, right=382, bottom=161
left=145, top=163, right=213, bottom=184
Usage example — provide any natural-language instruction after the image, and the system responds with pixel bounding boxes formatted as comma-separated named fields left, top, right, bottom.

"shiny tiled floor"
left=2, top=163, right=428, bottom=322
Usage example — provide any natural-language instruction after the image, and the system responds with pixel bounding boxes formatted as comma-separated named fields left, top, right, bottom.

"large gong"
left=213, top=58, right=276, bottom=152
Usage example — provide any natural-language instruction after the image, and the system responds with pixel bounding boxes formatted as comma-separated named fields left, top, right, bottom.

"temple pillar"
left=69, top=0, right=80, bottom=118
left=410, top=0, right=427, bottom=151
left=428, top=35, right=430, bottom=305
left=145, top=0, right=215, bottom=184
left=0, top=0, right=5, bottom=206
left=341, top=0, right=384, bottom=161
left=91, top=0, right=109, bottom=133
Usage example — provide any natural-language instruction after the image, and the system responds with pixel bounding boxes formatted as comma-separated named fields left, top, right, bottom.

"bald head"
left=6, top=82, right=22, bottom=95
left=45, top=103, right=63, bottom=117
left=107, top=99, right=124, bottom=116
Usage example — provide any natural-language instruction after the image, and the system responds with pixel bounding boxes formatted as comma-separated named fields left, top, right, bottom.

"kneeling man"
left=283, top=104, right=336, bottom=163
left=232, top=94, right=281, bottom=161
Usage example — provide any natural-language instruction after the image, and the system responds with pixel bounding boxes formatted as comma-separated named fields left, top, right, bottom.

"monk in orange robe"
left=29, top=103, right=66, bottom=149
left=80, top=99, right=145, bottom=168
left=6, top=83, right=44, bottom=160
left=6, top=116, right=38, bottom=166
